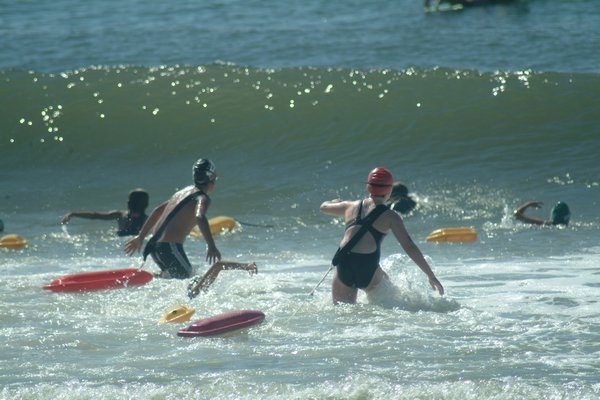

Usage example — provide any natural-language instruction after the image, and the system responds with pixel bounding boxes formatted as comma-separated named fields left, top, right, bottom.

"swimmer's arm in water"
left=61, top=210, right=123, bottom=224
left=514, top=201, right=548, bottom=225
left=188, top=261, right=257, bottom=298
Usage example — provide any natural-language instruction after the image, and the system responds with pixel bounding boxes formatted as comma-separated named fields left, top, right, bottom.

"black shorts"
left=335, top=251, right=380, bottom=289
left=151, top=242, right=193, bottom=279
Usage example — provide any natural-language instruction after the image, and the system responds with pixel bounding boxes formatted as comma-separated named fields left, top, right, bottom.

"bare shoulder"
left=169, top=185, right=199, bottom=201
left=385, top=207, right=405, bottom=227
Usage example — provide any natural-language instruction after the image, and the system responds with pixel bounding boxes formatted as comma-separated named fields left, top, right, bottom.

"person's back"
left=153, top=186, right=201, bottom=244
left=340, top=199, right=388, bottom=255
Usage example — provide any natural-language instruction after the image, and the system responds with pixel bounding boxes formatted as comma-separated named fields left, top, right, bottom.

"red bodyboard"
left=177, top=310, right=265, bottom=337
left=42, top=268, right=153, bottom=292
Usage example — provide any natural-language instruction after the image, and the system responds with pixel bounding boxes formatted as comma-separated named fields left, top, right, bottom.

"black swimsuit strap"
left=154, top=190, right=203, bottom=240
left=142, top=190, right=203, bottom=261
left=336, top=203, right=388, bottom=259
left=357, top=200, right=365, bottom=222
left=345, top=200, right=365, bottom=229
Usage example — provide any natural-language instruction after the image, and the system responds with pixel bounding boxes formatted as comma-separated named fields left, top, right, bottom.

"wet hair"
left=127, top=189, right=149, bottom=213
left=551, top=201, right=570, bottom=225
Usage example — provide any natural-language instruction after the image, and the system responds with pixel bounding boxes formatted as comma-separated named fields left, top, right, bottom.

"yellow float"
left=159, top=305, right=196, bottom=324
left=426, top=227, right=477, bottom=243
left=0, top=234, right=28, bottom=250
left=190, top=216, right=238, bottom=238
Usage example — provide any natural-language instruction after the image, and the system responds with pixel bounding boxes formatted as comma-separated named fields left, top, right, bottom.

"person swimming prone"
left=514, top=200, right=571, bottom=226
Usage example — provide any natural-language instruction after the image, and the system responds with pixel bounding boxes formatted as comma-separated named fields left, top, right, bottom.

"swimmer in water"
left=61, top=188, right=149, bottom=236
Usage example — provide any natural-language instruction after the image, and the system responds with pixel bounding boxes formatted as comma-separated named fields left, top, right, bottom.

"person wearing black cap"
left=514, top=201, right=571, bottom=226
left=320, top=167, right=444, bottom=304
left=125, top=159, right=222, bottom=279
left=61, top=188, right=149, bottom=236
left=387, top=182, right=417, bottom=215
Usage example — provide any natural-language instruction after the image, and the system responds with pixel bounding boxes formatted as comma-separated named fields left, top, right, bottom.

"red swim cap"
left=366, top=167, right=394, bottom=196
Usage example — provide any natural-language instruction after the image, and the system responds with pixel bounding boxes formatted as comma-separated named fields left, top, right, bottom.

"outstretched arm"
left=62, top=210, right=122, bottom=224
left=124, top=202, right=167, bottom=255
left=320, top=199, right=348, bottom=217
left=514, top=201, right=547, bottom=225
left=390, top=213, right=444, bottom=295
left=187, top=261, right=258, bottom=298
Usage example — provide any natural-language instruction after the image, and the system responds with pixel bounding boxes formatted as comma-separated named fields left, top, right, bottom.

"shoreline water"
left=2, top=1, right=600, bottom=398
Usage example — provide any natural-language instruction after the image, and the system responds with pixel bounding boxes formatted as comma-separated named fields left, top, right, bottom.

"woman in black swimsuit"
left=320, top=167, right=444, bottom=304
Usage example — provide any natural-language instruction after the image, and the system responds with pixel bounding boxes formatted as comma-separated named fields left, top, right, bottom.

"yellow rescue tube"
left=190, top=216, right=237, bottom=238
left=0, top=234, right=28, bottom=250
left=426, top=227, right=477, bottom=243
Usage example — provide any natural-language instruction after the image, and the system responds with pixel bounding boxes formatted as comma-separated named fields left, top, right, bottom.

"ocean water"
left=1, top=1, right=600, bottom=399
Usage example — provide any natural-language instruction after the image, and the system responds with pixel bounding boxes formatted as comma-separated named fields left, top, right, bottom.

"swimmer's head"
left=193, top=158, right=217, bottom=187
left=390, top=182, right=409, bottom=200
left=366, top=167, right=394, bottom=197
left=551, top=201, right=570, bottom=225
left=128, top=189, right=149, bottom=213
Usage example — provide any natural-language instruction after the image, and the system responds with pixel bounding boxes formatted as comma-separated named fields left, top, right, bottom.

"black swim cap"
left=193, top=159, right=217, bottom=187
left=391, top=182, right=409, bottom=198
left=551, top=201, right=570, bottom=225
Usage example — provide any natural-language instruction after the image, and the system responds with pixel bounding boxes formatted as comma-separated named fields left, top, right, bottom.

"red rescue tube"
left=177, top=310, right=265, bottom=337
left=42, top=268, right=153, bottom=292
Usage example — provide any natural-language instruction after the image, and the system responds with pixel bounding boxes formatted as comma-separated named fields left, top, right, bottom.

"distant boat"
left=425, top=0, right=519, bottom=13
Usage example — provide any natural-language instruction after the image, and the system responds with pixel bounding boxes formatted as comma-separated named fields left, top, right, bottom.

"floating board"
left=190, top=216, right=237, bottom=238
left=42, top=268, right=153, bottom=292
left=426, top=227, right=477, bottom=243
left=0, top=234, right=27, bottom=250
left=159, top=305, right=196, bottom=324
left=177, top=310, right=265, bottom=337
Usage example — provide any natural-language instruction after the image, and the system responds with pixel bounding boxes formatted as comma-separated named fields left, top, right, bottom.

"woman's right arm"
left=320, top=199, right=348, bottom=217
